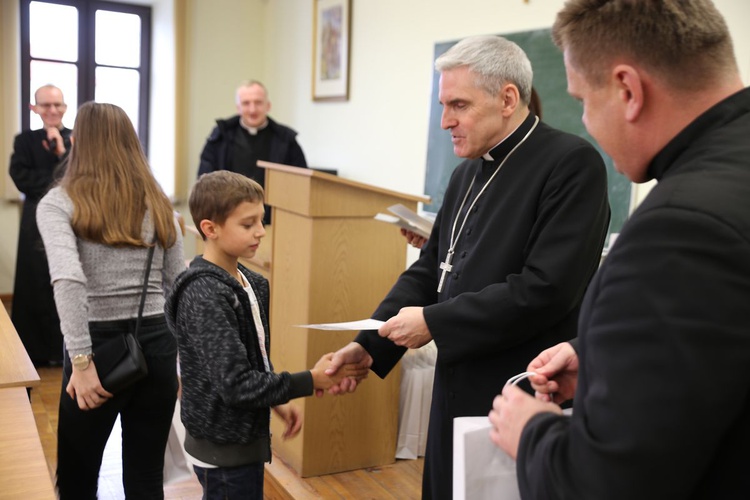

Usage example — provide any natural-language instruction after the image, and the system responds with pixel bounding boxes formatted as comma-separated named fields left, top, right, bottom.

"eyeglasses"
left=35, top=102, right=67, bottom=110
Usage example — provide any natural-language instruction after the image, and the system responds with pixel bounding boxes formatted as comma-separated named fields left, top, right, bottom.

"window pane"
left=95, top=67, right=140, bottom=134
left=95, top=10, right=141, bottom=68
left=29, top=61, right=78, bottom=130
left=29, top=2, right=78, bottom=62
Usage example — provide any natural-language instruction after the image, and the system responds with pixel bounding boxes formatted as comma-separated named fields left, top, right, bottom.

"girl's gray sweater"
left=37, top=186, right=185, bottom=357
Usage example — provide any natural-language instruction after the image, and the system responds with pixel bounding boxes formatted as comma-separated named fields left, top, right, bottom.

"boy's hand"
left=323, top=342, right=373, bottom=396
left=272, top=403, right=302, bottom=439
left=311, top=352, right=370, bottom=391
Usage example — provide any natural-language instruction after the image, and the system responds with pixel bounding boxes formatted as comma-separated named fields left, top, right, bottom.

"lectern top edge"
left=257, top=160, right=431, bottom=205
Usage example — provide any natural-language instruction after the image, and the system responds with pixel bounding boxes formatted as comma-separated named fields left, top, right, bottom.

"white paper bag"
left=453, top=417, right=521, bottom=500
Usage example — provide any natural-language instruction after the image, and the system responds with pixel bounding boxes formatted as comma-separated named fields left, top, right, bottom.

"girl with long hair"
left=37, top=101, right=185, bottom=499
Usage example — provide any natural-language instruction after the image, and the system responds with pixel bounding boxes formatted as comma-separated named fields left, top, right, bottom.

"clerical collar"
left=481, top=114, right=535, bottom=162
left=240, top=119, right=269, bottom=136
left=646, top=86, right=750, bottom=182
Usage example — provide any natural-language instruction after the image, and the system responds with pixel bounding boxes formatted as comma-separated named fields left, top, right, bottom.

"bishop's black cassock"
left=356, top=112, right=611, bottom=499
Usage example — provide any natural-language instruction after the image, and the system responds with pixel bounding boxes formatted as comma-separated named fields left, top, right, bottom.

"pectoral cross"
left=437, top=250, right=454, bottom=293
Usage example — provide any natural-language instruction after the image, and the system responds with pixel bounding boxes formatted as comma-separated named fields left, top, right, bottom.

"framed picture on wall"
left=312, top=0, right=351, bottom=101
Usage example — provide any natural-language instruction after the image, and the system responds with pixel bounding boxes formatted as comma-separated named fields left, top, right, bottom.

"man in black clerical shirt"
left=197, top=80, right=307, bottom=223
left=9, top=84, right=71, bottom=365
left=490, top=1, right=750, bottom=498
left=325, top=35, right=611, bottom=499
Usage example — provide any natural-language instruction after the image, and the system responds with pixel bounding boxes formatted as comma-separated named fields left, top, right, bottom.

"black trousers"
left=56, top=314, right=178, bottom=499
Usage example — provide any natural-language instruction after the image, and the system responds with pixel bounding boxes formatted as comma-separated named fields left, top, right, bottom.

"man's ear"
left=199, top=219, right=218, bottom=240
left=613, top=64, right=644, bottom=122
left=500, top=83, right=521, bottom=117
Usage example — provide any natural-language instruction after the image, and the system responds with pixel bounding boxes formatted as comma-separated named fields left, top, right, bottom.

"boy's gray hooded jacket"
left=165, top=256, right=312, bottom=465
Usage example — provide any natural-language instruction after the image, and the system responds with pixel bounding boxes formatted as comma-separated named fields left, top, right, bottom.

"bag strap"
left=134, top=244, right=156, bottom=339
left=506, top=371, right=537, bottom=386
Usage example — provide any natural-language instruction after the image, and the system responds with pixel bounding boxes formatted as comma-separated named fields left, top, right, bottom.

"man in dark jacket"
left=490, top=1, right=750, bottom=499
left=9, top=84, right=71, bottom=365
left=197, top=80, right=307, bottom=224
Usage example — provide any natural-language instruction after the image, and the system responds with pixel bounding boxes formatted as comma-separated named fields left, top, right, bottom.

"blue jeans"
left=56, top=315, right=178, bottom=499
left=194, top=463, right=264, bottom=500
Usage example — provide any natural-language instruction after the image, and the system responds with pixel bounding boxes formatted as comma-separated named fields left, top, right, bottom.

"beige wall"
left=260, top=0, right=750, bottom=196
left=180, top=0, right=265, bottom=194
left=2, top=0, right=750, bottom=293
left=174, top=0, right=265, bottom=258
left=1, top=0, right=21, bottom=294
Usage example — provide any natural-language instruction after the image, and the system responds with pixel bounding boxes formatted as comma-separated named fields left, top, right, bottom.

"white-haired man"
left=327, top=34, right=611, bottom=499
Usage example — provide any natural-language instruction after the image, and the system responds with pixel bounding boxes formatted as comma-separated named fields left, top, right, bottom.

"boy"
left=166, top=171, right=365, bottom=499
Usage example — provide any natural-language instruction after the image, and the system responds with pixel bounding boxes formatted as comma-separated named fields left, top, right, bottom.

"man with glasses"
left=9, top=84, right=71, bottom=365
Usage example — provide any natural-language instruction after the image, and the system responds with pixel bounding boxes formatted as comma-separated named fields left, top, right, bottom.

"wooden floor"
left=30, top=366, right=423, bottom=499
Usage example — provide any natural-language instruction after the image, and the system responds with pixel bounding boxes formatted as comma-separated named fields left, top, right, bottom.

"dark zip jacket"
left=165, top=256, right=312, bottom=466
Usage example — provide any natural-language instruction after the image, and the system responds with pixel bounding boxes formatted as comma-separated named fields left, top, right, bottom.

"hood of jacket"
left=165, top=255, right=247, bottom=332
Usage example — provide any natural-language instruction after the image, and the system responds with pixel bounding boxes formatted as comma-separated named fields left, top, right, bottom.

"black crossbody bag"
left=94, top=244, right=155, bottom=393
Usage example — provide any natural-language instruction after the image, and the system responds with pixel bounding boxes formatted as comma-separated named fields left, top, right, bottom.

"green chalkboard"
left=424, top=29, right=629, bottom=243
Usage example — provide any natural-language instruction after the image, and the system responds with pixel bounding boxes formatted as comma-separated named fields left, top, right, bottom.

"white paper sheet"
left=295, top=319, right=385, bottom=331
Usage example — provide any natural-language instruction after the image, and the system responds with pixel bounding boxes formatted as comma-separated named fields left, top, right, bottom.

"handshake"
left=309, top=344, right=372, bottom=393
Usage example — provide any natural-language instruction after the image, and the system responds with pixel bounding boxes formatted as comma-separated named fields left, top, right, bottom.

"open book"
left=374, top=203, right=434, bottom=239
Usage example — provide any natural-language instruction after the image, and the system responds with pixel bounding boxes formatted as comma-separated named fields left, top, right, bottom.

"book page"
left=386, top=204, right=433, bottom=238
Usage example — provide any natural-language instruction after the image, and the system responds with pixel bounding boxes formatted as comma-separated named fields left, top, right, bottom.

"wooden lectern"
left=258, top=161, right=429, bottom=477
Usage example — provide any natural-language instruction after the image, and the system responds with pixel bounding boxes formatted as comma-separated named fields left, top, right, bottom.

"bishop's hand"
left=378, top=306, right=432, bottom=349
